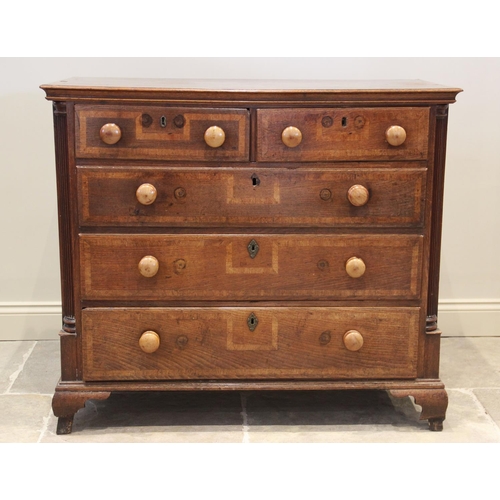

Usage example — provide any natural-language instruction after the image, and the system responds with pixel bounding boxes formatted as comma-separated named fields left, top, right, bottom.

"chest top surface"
left=41, top=78, right=462, bottom=104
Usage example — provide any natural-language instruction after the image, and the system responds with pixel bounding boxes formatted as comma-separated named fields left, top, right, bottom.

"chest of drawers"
left=41, top=78, right=461, bottom=434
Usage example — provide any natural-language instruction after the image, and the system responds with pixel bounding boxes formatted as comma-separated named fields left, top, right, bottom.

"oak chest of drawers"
left=41, top=78, right=461, bottom=434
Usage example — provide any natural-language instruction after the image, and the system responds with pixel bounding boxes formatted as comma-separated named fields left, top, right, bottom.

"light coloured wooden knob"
left=99, top=123, right=122, bottom=145
left=204, top=125, right=225, bottom=148
left=347, top=184, right=370, bottom=207
left=281, top=126, right=302, bottom=148
left=138, top=255, right=159, bottom=278
left=139, top=330, right=160, bottom=353
left=136, top=183, right=157, bottom=205
left=343, top=330, right=364, bottom=351
left=385, top=125, right=407, bottom=146
left=345, top=256, right=366, bottom=278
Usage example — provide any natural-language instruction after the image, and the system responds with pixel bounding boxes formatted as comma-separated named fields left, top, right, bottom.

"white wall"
left=0, top=57, right=498, bottom=339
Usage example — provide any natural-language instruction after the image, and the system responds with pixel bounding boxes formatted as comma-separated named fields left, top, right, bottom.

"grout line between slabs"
left=37, top=405, right=54, bottom=443
left=4, top=341, right=37, bottom=394
left=240, top=392, right=250, bottom=443
left=451, top=388, right=500, bottom=435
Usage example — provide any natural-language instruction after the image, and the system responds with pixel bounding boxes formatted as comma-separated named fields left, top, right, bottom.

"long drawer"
left=82, top=307, right=420, bottom=381
left=257, top=107, right=430, bottom=161
left=80, top=234, right=423, bottom=301
left=78, top=166, right=427, bottom=228
left=75, top=105, right=250, bottom=161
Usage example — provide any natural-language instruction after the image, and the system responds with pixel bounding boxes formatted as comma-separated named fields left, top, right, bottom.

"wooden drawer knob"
left=204, top=125, right=225, bottom=148
left=385, top=125, right=407, bottom=146
left=139, top=330, right=160, bottom=353
left=347, top=184, right=370, bottom=206
left=343, top=330, right=364, bottom=351
left=138, top=255, right=159, bottom=278
left=99, top=123, right=122, bottom=145
left=281, top=126, right=302, bottom=148
left=345, top=256, right=366, bottom=278
left=136, top=183, right=157, bottom=205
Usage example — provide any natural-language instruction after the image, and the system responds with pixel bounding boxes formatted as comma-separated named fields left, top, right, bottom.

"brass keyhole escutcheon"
left=247, top=312, right=258, bottom=332
left=247, top=239, right=259, bottom=259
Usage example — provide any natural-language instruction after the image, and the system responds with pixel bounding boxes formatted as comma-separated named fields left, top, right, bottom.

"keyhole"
left=160, top=116, right=167, bottom=128
left=342, top=117, right=347, bottom=127
left=251, top=173, right=260, bottom=186
left=247, top=312, right=258, bottom=331
left=247, top=239, right=259, bottom=258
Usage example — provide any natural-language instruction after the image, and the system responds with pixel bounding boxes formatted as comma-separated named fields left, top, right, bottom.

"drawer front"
left=75, top=105, right=250, bottom=161
left=257, top=108, right=429, bottom=162
left=78, top=166, right=427, bottom=228
left=82, top=307, right=420, bottom=381
left=80, top=234, right=423, bottom=301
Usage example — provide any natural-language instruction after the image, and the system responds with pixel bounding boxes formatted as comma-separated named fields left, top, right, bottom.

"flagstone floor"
left=1, top=338, right=499, bottom=442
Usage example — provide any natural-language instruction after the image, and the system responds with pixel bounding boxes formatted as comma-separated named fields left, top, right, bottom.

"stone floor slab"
left=0, top=341, right=36, bottom=393
left=440, top=338, right=500, bottom=389
left=10, top=340, right=60, bottom=395
left=473, top=389, right=500, bottom=428
left=3, top=338, right=500, bottom=442
left=0, top=394, right=52, bottom=443
left=243, top=389, right=500, bottom=443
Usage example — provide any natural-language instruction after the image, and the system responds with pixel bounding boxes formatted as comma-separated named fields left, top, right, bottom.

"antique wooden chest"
left=41, top=78, right=461, bottom=433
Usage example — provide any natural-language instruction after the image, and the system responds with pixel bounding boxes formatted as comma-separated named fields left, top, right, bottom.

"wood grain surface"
left=79, top=234, right=423, bottom=301
left=82, top=307, right=420, bottom=381
left=75, top=105, right=249, bottom=161
left=41, top=78, right=462, bottom=105
left=257, top=108, right=429, bottom=161
left=78, top=166, right=427, bottom=228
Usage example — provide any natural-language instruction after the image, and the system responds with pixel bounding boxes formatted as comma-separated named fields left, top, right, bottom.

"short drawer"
left=75, top=105, right=249, bottom=161
left=80, top=234, right=423, bottom=301
left=78, top=166, right=427, bottom=228
left=82, top=307, right=420, bottom=381
left=257, top=107, right=429, bottom=162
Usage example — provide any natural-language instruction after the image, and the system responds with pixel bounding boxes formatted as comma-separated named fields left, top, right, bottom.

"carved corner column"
left=426, top=104, right=449, bottom=335
left=423, top=105, right=450, bottom=381
left=52, top=102, right=79, bottom=381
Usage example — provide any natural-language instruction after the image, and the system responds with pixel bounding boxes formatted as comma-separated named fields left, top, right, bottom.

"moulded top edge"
left=40, top=78, right=463, bottom=103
